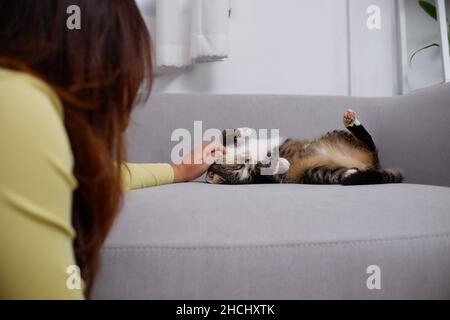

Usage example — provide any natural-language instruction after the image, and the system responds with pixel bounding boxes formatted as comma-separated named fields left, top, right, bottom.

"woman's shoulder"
left=0, top=67, right=76, bottom=190
left=0, top=67, right=77, bottom=236
left=0, top=67, right=64, bottom=118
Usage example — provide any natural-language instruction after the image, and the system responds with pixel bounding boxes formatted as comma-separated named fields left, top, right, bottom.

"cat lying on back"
left=206, top=110, right=404, bottom=185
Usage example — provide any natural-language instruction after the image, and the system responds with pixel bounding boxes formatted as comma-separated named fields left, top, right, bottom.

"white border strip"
left=436, top=0, right=450, bottom=82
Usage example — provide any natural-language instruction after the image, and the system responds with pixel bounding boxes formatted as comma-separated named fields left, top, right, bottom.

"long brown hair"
left=0, top=0, right=153, bottom=295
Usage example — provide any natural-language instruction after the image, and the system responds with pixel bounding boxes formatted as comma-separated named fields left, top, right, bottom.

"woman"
left=0, top=0, right=224, bottom=299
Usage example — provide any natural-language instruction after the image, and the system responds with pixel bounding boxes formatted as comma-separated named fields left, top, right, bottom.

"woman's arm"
left=172, top=141, right=226, bottom=183
left=123, top=141, right=225, bottom=190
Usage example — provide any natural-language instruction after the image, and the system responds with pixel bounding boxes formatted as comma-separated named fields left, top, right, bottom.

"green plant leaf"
left=448, top=24, right=450, bottom=43
left=414, top=1, right=450, bottom=60
left=418, top=0, right=437, bottom=20
left=410, top=43, right=440, bottom=64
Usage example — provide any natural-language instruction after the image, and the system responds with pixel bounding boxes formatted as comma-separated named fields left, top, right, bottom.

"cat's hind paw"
left=343, top=109, right=361, bottom=127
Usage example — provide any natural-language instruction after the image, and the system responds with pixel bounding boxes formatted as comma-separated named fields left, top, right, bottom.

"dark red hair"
left=0, top=0, right=153, bottom=296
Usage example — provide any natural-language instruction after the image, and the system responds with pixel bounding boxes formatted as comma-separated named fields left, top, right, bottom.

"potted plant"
left=410, top=0, right=450, bottom=62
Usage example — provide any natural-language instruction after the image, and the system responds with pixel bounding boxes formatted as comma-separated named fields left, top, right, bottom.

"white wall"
left=136, top=0, right=448, bottom=97
left=348, top=0, right=400, bottom=96
left=144, top=0, right=350, bottom=96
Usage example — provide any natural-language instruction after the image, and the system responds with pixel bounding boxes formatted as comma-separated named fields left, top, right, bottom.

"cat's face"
left=206, top=155, right=256, bottom=184
left=206, top=163, right=255, bottom=184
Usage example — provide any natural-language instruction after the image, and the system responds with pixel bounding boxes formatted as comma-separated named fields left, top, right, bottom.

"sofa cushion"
left=92, top=183, right=450, bottom=299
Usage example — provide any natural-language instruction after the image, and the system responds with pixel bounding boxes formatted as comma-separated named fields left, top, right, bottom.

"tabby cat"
left=206, top=110, right=404, bottom=185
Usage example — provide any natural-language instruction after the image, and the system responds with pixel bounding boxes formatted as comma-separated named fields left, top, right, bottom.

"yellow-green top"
left=0, top=68, right=174, bottom=299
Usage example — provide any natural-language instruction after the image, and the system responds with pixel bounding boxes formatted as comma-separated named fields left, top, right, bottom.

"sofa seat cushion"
left=92, top=183, right=450, bottom=299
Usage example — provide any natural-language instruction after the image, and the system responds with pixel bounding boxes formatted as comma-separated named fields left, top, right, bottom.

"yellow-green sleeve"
left=121, top=163, right=174, bottom=191
left=0, top=70, right=84, bottom=299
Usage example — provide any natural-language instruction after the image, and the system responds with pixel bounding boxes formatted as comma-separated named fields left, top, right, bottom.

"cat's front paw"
left=343, top=109, right=360, bottom=127
left=260, top=157, right=290, bottom=175
left=277, top=158, right=290, bottom=174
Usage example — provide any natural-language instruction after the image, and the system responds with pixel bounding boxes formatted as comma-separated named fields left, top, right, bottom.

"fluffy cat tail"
left=341, top=168, right=404, bottom=185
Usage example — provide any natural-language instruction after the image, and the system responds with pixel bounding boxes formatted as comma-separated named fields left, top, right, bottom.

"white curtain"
left=155, top=0, right=230, bottom=69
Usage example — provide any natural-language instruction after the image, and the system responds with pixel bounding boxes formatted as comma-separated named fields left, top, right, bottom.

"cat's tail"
left=341, top=168, right=404, bottom=185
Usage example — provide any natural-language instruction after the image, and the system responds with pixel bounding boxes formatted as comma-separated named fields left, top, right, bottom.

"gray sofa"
left=92, top=84, right=450, bottom=299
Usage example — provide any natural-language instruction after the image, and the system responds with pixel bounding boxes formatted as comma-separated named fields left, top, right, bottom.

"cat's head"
left=206, top=154, right=256, bottom=184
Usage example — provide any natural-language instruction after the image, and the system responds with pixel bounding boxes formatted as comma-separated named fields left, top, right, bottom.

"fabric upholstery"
left=92, top=183, right=450, bottom=299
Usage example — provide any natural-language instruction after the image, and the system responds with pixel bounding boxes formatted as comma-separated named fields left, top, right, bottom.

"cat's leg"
left=301, top=165, right=404, bottom=185
left=301, top=166, right=356, bottom=184
left=254, top=156, right=290, bottom=183
left=341, top=168, right=404, bottom=185
left=343, top=109, right=377, bottom=152
left=259, top=154, right=290, bottom=175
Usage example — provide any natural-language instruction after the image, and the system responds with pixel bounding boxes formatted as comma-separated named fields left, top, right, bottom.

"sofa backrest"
left=126, top=84, right=450, bottom=187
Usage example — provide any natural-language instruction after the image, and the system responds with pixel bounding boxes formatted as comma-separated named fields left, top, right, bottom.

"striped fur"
left=206, top=110, right=404, bottom=186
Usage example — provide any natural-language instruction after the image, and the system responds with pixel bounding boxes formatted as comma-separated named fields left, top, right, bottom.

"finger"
left=213, top=142, right=225, bottom=152
left=202, top=142, right=216, bottom=154
left=206, top=140, right=225, bottom=151
left=205, top=150, right=224, bottom=165
left=204, top=153, right=218, bottom=165
left=213, top=150, right=224, bottom=159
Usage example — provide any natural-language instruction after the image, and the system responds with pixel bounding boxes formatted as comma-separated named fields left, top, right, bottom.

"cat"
left=205, top=109, right=404, bottom=185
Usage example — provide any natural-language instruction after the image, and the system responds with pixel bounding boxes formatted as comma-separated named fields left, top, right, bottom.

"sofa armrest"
left=375, top=84, right=450, bottom=187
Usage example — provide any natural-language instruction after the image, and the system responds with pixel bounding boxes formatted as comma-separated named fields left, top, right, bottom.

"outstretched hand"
left=172, top=141, right=226, bottom=183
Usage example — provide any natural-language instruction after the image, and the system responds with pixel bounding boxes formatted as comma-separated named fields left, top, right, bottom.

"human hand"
left=172, top=141, right=226, bottom=183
